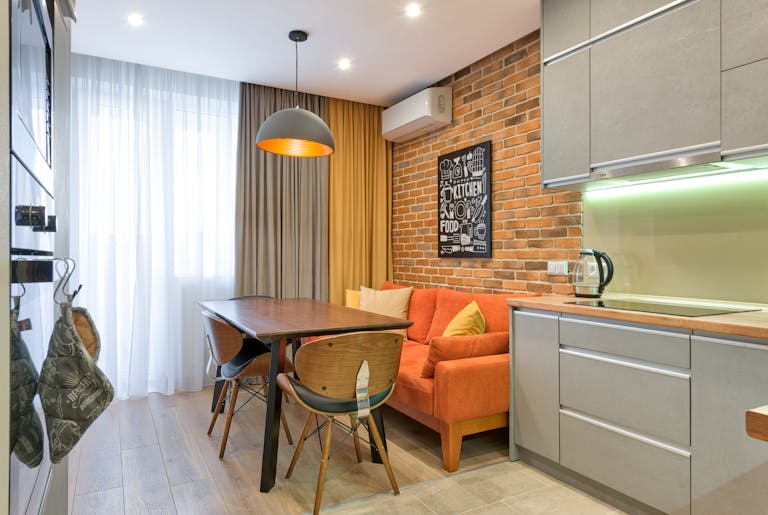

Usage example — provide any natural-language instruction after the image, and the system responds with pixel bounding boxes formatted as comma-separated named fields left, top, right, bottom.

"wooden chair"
left=202, top=311, right=294, bottom=458
left=276, top=331, right=403, bottom=515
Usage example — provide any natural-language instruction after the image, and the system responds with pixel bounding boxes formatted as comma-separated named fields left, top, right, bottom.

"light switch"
left=547, top=260, right=569, bottom=276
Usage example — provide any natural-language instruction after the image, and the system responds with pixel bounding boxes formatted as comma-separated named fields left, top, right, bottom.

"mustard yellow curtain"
left=327, top=98, right=392, bottom=305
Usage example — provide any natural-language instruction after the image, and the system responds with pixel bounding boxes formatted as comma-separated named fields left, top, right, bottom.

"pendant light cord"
left=294, top=38, right=299, bottom=108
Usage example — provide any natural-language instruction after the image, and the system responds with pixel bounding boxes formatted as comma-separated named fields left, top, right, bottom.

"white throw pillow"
left=358, top=286, right=413, bottom=336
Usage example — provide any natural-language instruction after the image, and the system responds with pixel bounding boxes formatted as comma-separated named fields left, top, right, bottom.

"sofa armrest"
left=433, top=353, right=510, bottom=424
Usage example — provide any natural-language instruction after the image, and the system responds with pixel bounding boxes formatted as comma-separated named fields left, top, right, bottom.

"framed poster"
left=437, top=140, right=491, bottom=258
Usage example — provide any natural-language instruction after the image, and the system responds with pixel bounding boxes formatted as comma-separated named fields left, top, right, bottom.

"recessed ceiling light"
left=405, top=3, right=421, bottom=18
left=338, top=58, right=351, bottom=70
left=127, top=13, right=144, bottom=27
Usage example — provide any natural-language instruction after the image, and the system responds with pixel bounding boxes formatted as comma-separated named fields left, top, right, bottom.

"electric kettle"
left=573, top=249, right=614, bottom=298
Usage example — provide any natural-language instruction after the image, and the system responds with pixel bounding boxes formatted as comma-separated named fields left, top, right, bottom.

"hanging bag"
left=9, top=295, right=44, bottom=468
left=38, top=262, right=113, bottom=463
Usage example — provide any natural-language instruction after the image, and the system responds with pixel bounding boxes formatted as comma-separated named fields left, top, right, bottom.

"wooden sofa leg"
left=439, top=421, right=462, bottom=472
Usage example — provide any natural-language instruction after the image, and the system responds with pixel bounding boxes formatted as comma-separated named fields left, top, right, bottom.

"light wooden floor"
left=67, top=386, right=514, bottom=514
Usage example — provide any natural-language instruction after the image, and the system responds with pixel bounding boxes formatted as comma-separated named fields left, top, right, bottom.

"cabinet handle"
left=560, top=408, right=691, bottom=457
left=559, top=347, right=690, bottom=379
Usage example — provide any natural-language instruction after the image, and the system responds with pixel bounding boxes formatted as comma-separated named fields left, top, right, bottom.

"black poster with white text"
left=437, top=141, right=491, bottom=258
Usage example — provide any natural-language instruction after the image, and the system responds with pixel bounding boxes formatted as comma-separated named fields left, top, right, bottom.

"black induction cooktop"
left=565, top=299, right=761, bottom=317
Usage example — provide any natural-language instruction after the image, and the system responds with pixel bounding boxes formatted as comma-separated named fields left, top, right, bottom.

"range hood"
left=547, top=143, right=768, bottom=191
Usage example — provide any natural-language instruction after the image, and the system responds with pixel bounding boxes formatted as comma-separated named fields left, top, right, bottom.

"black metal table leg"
left=260, top=338, right=284, bottom=492
left=370, top=407, right=387, bottom=464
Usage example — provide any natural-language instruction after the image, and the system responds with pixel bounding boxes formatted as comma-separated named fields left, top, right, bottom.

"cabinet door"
left=722, top=58, right=768, bottom=156
left=541, top=51, right=590, bottom=186
left=512, top=310, right=560, bottom=462
left=541, top=0, right=589, bottom=59
left=590, top=0, right=720, bottom=166
left=722, top=0, right=768, bottom=70
left=590, top=0, right=672, bottom=36
left=691, top=335, right=768, bottom=514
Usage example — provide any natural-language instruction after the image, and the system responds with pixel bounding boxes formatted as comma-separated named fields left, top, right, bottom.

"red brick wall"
left=391, top=30, right=582, bottom=295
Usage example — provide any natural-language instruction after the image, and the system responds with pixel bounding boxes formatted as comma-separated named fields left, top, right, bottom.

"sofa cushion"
left=390, top=341, right=434, bottom=415
left=420, top=332, right=509, bottom=378
left=442, top=300, right=486, bottom=337
left=381, top=281, right=442, bottom=344
left=425, top=290, right=501, bottom=342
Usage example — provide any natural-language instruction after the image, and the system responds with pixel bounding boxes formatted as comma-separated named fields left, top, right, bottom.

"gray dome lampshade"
left=255, top=107, right=335, bottom=157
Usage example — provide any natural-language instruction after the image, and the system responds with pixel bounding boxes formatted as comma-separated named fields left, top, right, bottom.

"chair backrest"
left=229, top=295, right=273, bottom=300
left=294, top=332, right=403, bottom=399
left=202, top=311, right=244, bottom=366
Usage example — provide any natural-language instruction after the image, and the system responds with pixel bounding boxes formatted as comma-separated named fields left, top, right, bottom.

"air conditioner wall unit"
left=382, top=86, right=452, bottom=142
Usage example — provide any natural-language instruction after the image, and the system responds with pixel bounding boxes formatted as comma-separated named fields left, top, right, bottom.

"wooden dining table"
left=197, top=297, right=413, bottom=493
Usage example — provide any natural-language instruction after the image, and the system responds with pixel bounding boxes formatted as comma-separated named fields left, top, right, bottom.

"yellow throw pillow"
left=442, top=300, right=486, bottom=337
left=359, top=285, right=413, bottom=337
left=345, top=289, right=360, bottom=309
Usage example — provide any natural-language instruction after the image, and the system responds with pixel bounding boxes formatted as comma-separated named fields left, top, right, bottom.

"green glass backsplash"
left=582, top=170, right=768, bottom=303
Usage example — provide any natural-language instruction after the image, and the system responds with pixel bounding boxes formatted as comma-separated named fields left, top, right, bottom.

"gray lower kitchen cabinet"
left=560, top=348, right=691, bottom=447
left=691, top=334, right=768, bottom=514
left=511, top=310, right=560, bottom=462
left=560, top=411, right=691, bottom=515
left=590, top=0, right=720, bottom=166
left=541, top=52, right=590, bottom=186
left=721, top=58, right=768, bottom=157
left=541, top=0, right=589, bottom=59
left=721, top=0, right=768, bottom=70
left=590, top=0, right=672, bottom=37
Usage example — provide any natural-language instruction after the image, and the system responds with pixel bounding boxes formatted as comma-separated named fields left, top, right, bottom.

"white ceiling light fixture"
left=338, top=58, right=351, bottom=70
left=127, top=13, right=144, bottom=27
left=405, top=3, right=422, bottom=18
left=255, top=30, right=335, bottom=157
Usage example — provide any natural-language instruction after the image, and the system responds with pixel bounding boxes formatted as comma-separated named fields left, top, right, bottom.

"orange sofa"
left=380, top=282, right=540, bottom=472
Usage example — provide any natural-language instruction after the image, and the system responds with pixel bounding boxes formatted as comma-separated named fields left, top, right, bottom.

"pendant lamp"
left=255, top=30, right=335, bottom=157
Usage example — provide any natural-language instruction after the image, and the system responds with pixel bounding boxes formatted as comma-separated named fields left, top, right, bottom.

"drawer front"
left=560, top=349, right=690, bottom=446
left=560, top=316, right=690, bottom=368
left=560, top=411, right=691, bottom=515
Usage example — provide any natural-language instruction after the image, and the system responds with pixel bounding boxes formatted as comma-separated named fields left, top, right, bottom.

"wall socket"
left=547, top=260, right=569, bottom=276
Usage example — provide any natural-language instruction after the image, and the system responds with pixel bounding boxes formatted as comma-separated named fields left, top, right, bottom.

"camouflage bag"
left=9, top=296, right=44, bottom=468
left=38, top=296, right=114, bottom=463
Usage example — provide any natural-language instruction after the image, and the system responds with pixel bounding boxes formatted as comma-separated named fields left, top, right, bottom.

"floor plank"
left=122, top=445, right=175, bottom=515
left=119, top=398, right=158, bottom=450
left=72, top=487, right=125, bottom=515
left=171, top=478, right=229, bottom=515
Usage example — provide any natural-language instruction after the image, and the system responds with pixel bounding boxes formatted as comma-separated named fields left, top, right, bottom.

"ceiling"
left=71, top=0, right=540, bottom=107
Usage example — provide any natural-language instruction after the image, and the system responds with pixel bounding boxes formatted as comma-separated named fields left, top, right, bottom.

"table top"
left=198, top=297, right=413, bottom=341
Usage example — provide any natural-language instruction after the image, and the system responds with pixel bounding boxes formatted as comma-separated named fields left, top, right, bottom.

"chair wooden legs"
left=367, top=414, right=399, bottom=495
left=208, top=380, right=230, bottom=436
left=313, top=416, right=335, bottom=515
left=219, top=379, right=240, bottom=459
left=350, top=416, right=363, bottom=463
left=286, top=412, right=314, bottom=479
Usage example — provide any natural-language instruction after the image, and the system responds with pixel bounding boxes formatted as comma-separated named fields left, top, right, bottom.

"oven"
left=9, top=0, right=59, bottom=513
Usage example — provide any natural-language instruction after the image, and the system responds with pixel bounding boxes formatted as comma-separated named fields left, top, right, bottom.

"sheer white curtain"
left=70, top=54, right=239, bottom=398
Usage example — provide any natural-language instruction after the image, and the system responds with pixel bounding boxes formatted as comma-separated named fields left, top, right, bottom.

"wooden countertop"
left=506, top=294, right=768, bottom=340
left=747, top=406, right=768, bottom=442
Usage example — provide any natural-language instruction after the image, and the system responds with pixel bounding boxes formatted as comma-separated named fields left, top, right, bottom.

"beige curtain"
left=327, top=98, right=392, bottom=305
left=235, top=83, right=329, bottom=299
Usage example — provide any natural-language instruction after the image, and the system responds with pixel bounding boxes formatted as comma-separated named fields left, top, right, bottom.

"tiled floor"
left=68, top=387, right=622, bottom=514
left=323, top=460, right=621, bottom=515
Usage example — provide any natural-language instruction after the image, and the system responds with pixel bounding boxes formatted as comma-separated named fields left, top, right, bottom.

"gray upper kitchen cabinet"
left=511, top=310, right=560, bottom=462
left=691, top=334, right=768, bottom=514
left=541, top=0, right=589, bottom=59
left=590, top=0, right=672, bottom=36
left=541, top=51, right=590, bottom=186
left=721, top=58, right=768, bottom=156
left=721, top=0, right=768, bottom=70
left=590, top=0, right=720, bottom=166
